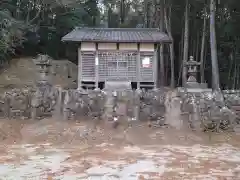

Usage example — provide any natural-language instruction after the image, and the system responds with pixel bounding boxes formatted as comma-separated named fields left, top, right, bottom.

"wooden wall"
left=78, top=42, right=158, bottom=89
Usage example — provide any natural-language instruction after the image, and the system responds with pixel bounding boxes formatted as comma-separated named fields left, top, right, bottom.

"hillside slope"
left=0, top=57, right=78, bottom=93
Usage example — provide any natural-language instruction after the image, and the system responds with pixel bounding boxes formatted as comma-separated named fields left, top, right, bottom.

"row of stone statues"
left=1, top=83, right=240, bottom=132
left=179, top=88, right=238, bottom=132
left=0, top=82, right=168, bottom=122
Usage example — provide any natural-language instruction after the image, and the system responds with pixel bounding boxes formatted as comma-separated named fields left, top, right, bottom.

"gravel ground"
left=0, top=119, right=240, bottom=179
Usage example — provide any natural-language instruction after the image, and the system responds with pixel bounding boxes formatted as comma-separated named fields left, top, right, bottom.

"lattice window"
left=81, top=51, right=95, bottom=81
left=98, top=51, right=137, bottom=81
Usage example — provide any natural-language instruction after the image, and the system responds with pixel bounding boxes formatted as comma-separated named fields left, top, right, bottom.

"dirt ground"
left=0, top=118, right=240, bottom=180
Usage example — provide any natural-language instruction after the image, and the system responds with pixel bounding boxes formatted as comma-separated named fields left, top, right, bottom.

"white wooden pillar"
left=153, top=48, right=158, bottom=89
left=95, top=52, right=99, bottom=89
left=77, top=47, right=82, bottom=89
left=137, top=44, right=140, bottom=89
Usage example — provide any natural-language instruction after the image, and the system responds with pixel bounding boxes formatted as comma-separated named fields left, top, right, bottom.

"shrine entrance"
left=107, top=58, right=128, bottom=80
left=98, top=51, right=138, bottom=82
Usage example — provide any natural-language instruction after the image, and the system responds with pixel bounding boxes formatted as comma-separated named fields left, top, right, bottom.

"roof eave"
left=61, top=39, right=172, bottom=44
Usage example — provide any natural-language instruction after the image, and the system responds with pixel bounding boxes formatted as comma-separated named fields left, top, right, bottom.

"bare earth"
left=0, top=57, right=77, bottom=93
left=0, top=118, right=240, bottom=180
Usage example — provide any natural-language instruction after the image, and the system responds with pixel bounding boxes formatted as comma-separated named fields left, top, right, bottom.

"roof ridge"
left=75, top=27, right=160, bottom=31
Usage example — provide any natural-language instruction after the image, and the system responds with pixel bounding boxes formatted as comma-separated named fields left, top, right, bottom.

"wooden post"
left=154, top=47, right=158, bottom=88
left=159, top=43, right=165, bottom=87
left=77, top=47, right=82, bottom=89
left=95, top=52, right=99, bottom=89
left=137, top=44, right=140, bottom=89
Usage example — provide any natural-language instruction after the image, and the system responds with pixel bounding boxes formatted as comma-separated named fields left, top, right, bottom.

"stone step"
left=104, top=80, right=131, bottom=91
left=231, top=106, right=240, bottom=111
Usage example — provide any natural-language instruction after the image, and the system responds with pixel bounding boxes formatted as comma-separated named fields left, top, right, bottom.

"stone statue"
left=31, top=83, right=59, bottom=119
left=139, top=89, right=166, bottom=126
left=198, top=90, right=236, bottom=132
left=63, top=89, right=90, bottom=120
left=88, top=89, right=105, bottom=121
left=4, top=89, right=31, bottom=119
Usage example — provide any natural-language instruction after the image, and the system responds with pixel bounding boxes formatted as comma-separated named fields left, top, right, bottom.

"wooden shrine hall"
left=62, top=27, right=172, bottom=89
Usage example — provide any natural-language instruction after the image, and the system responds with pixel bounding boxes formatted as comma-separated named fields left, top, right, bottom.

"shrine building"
left=62, top=28, right=171, bottom=89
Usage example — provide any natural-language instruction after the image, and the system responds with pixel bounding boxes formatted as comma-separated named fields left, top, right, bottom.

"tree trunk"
left=195, top=32, right=200, bottom=62
left=159, top=0, right=165, bottom=87
left=200, top=7, right=207, bottom=83
left=169, top=42, right=175, bottom=88
left=228, top=52, right=234, bottom=88
left=233, top=54, right=237, bottom=89
left=120, top=0, right=125, bottom=25
left=210, top=0, right=220, bottom=90
left=144, top=0, right=149, bottom=27
left=237, top=65, right=240, bottom=88
left=182, top=0, right=189, bottom=86
left=164, top=3, right=175, bottom=88
left=177, top=25, right=184, bottom=86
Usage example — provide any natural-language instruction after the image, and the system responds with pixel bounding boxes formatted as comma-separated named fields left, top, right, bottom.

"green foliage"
left=0, top=0, right=100, bottom=60
left=0, top=8, right=26, bottom=62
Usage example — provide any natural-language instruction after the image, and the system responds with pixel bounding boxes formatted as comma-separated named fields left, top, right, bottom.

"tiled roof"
left=61, top=27, right=171, bottom=43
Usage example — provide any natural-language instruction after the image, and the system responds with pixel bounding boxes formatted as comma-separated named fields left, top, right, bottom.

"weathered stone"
left=63, top=89, right=88, bottom=120
left=185, top=56, right=201, bottom=88
left=3, top=88, right=32, bottom=119
left=88, top=89, right=105, bottom=121
left=52, top=86, right=63, bottom=119
left=178, top=88, right=238, bottom=132
left=3, top=74, right=238, bottom=133
left=165, top=90, right=184, bottom=129
left=33, top=54, right=52, bottom=83
left=31, top=83, right=59, bottom=119
left=139, top=89, right=167, bottom=125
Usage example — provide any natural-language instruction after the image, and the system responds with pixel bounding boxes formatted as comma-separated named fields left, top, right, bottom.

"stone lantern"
left=185, top=56, right=201, bottom=88
left=33, top=54, right=52, bottom=85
